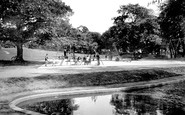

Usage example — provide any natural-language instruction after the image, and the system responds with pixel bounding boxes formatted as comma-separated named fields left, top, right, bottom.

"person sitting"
left=93, top=54, right=95, bottom=61
left=77, top=56, right=81, bottom=61
left=71, top=56, right=76, bottom=65
left=82, top=56, right=86, bottom=65
left=85, top=55, right=91, bottom=65
left=76, top=56, right=81, bottom=65
left=63, top=56, right=70, bottom=65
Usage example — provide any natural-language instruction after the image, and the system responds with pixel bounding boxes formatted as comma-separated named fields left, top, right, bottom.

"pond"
left=18, top=81, right=185, bottom=115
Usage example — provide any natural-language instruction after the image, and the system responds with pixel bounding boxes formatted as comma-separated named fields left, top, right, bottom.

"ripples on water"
left=19, top=81, right=185, bottom=115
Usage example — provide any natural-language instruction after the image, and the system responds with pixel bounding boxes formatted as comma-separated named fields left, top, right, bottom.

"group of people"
left=44, top=52, right=101, bottom=66
left=65, top=54, right=100, bottom=65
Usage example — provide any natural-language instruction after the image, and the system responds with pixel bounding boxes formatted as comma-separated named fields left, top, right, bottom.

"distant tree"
left=138, top=16, right=161, bottom=54
left=111, top=4, right=159, bottom=58
left=114, top=4, right=153, bottom=24
left=101, top=30, right=113, bottom=50
left=75, top=25, right=90, bottom=53
left=77, top=25, right=89, bottom=45
left=159, top=0, right=185, bottom=58
left=26, top=18, right=73, bottom=51
left=86, top=31, right=101, bottom=53
left=49, top=18, right=73, bottom=51
left=77, top=25, right=89, bottom=33
left=74, top=26, right=102, bottom=54
left=0, top=0, right=73, bottom=61
left=147, top=0, right=164, bottom=6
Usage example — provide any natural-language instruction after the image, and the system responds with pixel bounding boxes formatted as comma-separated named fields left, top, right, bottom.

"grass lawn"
left=0, top=47, right=105, bottom=61
left=0, top=67, right=182, bottom=115
left=0, top=47, right=184, bottom=95
left=0, top=47, right=64, bottom=62
left=0, top=68, right=180, bottom=95
left=0, top=47, right=185, bottom=114
left=0, top=47, right=104, bottom=66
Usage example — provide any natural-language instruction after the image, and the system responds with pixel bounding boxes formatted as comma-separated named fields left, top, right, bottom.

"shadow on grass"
left=0, top=60, right=45, bottom=66
left=0, top=68, right=181, bottom=95
left=57, top=69, right=180, bottom=87
left=28, top=69, right=180, bottom=89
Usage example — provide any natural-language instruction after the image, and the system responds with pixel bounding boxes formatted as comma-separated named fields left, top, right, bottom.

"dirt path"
left=1, top=60, right=185, bottom=115
left=1, top=60, right=185, bottom=78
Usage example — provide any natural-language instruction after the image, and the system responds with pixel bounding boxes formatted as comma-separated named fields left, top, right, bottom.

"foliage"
left=86, top=31, right=102, bottom=52
left=101, top=29, right=114, bottom=50
left=101, top=4, right=161, bottom=56
left=159, top=0, right=185, bottom=58
left=147, top=0, right=163, bottom=6
left=114, top=4, right=152, bottom=24
left=159, top=0, right=185, bottom=40
left=23, top=99, right=79, bottom=115
left=77, top=25, right=89, bottom=33
left=0, top=0, right=73, bottom=61
left=68, top=26, right=102, bottom=54
left=76, top=25, right=89, bottom=47
left=0, top=40, right=15, bottom=48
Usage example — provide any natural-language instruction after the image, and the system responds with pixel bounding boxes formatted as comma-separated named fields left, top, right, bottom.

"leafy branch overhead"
left=0, top=0, right=73, bottom=61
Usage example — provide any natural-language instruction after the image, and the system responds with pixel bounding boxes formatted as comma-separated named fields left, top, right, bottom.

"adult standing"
left=71, top=44, right=76, bottom=58
left=64, top=48, right=67, bottom=58
left=45, top=54, right=49, bottom=66
left=96, top=53, right=100, bottom=65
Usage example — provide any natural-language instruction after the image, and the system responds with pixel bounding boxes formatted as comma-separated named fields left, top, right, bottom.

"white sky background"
left=63, top=0, right=160, bottom=34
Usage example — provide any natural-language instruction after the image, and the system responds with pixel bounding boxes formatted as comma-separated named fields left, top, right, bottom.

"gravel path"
left=1, top=60, right=185, bottom=78
left=1, top=60, right=185, bottom=115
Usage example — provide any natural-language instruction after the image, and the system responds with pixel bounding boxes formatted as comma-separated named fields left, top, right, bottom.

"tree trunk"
left=169, top=45, right=174, bottom=58
left=169, top=40, right=176, bottom=58
left=174, top=49, right=177, bottom=58
left=15, top=42, right=24, bottom=62
left=113, top=42, right=120, bottom=56
left=182, top=40, right=185, bottom=57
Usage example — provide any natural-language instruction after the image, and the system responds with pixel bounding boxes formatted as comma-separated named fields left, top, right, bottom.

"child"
left=45, top=54, right=49, bottom=66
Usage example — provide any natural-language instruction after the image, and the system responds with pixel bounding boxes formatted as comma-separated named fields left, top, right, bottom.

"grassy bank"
left=0, top=69, right=179, bottom=95
left=0, top=67, right=183, bottom=115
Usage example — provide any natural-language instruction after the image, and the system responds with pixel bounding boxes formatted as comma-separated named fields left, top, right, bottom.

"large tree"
left=105, top=4, right=160, bottom=57
left=0, top=0, right=73, bottom=61
left=138, top=16, right=161, bottom=54
left=159, top=0, right=185, bottom=58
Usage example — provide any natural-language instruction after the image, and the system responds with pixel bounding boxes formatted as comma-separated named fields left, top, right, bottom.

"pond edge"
left=9, top=75, right=185, bottom=115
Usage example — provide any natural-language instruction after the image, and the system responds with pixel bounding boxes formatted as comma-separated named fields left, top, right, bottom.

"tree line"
left=0, top=0, right=185, bottom=61
left=101, top=0, right=185, bottom=59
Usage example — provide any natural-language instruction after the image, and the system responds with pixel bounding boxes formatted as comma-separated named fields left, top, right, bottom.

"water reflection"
left=20, top=88, right=185, bottom=115
left=22, top=99, right=79, bottom=115
left=111, top=93, right=163, bottom=115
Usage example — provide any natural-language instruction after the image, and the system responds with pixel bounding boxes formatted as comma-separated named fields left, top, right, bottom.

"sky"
left=63, top=0, right=160, bottom=34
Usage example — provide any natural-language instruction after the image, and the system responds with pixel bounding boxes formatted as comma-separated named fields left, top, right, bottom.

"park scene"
left=1, top=0, right=185, bottom=114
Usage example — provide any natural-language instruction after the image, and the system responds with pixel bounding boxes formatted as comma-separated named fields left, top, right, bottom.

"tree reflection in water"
left=20, top=82, right=185, bottom=115
left=23, top=99, right=79, bottom=115
left=110, top=93, right=185, bottom=115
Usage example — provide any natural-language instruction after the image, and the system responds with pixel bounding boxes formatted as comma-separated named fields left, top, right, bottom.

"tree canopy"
left=101, top=4, right=161, bottom=57
left=0, top=0, right=73, bottom=61
left=159, top=0, right=185, bottom=58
